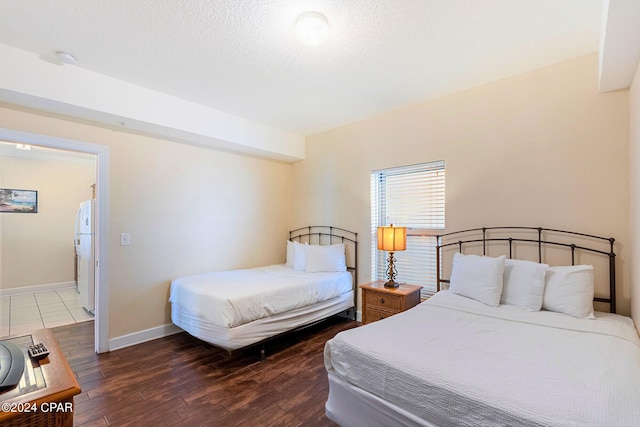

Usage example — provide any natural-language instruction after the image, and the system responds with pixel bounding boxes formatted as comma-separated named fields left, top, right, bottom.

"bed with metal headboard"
left=170, top=225, right=357, bottom=357
left=435, top=226, right=616, bottom=312
left=324, top=226, right=640, bottom=427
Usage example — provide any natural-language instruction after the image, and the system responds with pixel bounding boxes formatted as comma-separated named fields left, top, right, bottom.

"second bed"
left=170, top=226, right=357, bottom=352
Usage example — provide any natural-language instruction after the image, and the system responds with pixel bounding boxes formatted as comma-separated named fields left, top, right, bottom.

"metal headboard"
left=435, top=227, right=616, bottom=313
left=289, top=226, right=358, bottom=317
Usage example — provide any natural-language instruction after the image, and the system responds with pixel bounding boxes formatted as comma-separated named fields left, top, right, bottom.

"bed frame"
left=289, top=225, right=358, bottom=320
left=435, top=226, right=616, bottom=313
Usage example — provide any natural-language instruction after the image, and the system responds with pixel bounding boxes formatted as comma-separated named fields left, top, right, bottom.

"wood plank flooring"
left=52, top=317, right=358, bottom=426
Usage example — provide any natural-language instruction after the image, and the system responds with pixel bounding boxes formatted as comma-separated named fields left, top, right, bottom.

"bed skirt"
left=172, top=291, right=354, bottom=350
left=326, top=372, right=436, bottom=427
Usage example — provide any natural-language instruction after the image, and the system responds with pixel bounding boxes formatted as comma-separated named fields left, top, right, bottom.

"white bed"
left=170, top=226, right=358, bottom=352
left=324, top=227, right=640, bottom=426
left=170, top=265, right=353, bottom=350
left=325, top=291, right=640, bottom=426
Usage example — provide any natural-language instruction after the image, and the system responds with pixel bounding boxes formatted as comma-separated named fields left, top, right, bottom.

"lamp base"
left=383, top=279, right=400, bottom=288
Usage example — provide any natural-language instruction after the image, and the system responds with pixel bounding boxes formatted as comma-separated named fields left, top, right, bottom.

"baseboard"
left=0, top=281, right=76, bottom=296
left=109, top=323, right=183, bottom=351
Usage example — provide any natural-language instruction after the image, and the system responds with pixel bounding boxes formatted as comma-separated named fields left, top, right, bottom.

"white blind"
left=371, top=161, right=445, bottom=295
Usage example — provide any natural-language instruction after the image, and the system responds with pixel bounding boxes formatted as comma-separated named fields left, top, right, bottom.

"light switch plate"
left=120, top=233, right=131, bottom=246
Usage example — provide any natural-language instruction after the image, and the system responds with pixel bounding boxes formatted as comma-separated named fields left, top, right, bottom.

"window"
left=371, top=160, right=445, bottom=295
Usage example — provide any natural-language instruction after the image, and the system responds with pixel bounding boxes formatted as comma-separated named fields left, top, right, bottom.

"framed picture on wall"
left=0, top=188, right=38, bottom=213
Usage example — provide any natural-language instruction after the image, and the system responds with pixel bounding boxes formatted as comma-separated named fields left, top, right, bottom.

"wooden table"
left=360, top=280, right=423, bottom=324
left=0, top=329, right=80, bottom=427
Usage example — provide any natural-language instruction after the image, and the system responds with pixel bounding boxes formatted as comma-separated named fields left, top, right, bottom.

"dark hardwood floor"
left=52, top=317, right=358, bottom=426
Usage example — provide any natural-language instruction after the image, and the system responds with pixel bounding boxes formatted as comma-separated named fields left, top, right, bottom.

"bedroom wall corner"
left=629, top=61, right=640, bottom=332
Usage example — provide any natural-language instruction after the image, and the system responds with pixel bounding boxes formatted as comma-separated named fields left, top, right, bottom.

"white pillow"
left=292, top=241, right=308, bottom=271
left=305, top=243, right=347, bottom=272
left=501, top=259, right=549, bottom=311
left=543, top=265, right=595, bottom=319
left=285, top=241, right=295, bottom=268
left=449, top=253, right=506, bottom=307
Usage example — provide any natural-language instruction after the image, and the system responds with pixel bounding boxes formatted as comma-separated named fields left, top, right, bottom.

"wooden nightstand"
left=360, top=281, right=423, bottom=324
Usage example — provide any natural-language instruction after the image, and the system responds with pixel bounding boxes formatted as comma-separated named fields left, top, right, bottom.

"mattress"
left=325, top=290, right=640, bottom=427
left=169, top=264, right=353, bottom=328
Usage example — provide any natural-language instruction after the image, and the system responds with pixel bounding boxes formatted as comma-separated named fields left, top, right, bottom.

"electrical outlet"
left=120, top=233, right=131, bottom=246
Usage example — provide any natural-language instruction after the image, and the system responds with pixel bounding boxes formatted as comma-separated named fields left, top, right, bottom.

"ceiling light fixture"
left=55, top=51, right=77, bottom=65
left=295, top=12, right=329, bottom=46
left=16, top=144, right=32, bottom=151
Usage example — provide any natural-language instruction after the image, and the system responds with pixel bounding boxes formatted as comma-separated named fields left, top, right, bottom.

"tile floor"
left=0, top=288, right=93, bottom=338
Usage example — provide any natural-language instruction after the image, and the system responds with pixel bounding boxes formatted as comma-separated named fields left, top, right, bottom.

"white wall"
left=293, top=54, right=631, bottom=315
left=0, top=104, right=292, bottom=339
left=629, top=61, right=640, bottom=330
left=0, top=154, right=94, bottom=290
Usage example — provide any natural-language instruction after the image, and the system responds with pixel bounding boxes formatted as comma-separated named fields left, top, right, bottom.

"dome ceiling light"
left=295, top=12, right=329, bottom=46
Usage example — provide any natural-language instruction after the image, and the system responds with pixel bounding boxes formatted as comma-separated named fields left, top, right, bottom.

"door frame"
left=0, top=128, right=109, bottom=353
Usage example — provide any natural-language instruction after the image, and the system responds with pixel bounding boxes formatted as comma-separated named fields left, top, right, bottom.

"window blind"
left=371, top=161, right=445, bottom=295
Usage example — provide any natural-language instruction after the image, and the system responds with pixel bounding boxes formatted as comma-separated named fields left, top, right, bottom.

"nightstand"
left=360, top=281, right=423, bottom=324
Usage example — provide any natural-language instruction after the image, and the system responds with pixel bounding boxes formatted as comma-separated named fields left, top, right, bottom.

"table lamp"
left=377, top=224, right=407, bottom=288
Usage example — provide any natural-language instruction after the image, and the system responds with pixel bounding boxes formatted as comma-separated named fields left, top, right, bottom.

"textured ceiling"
left=0, top=0, right=603, bottom=135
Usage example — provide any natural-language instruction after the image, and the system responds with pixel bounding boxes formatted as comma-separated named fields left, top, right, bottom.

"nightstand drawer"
left=365, top=308, right=399, bottom=322
left=364, top=291, right=403, bottom=311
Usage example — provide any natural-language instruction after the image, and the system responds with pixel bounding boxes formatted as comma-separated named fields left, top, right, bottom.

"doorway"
left=0, top=128, right=109, bottom=353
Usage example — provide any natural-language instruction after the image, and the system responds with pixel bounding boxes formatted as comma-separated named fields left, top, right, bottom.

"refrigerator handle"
left=74, top=207, right=81, bottom=249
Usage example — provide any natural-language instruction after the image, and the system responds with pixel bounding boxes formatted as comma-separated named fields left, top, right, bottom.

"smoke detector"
left=55, top=51, right=77, bottom=65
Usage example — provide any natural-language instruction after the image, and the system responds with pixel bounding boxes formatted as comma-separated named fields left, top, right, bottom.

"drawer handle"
left=380, top=298, right=385, bottom=304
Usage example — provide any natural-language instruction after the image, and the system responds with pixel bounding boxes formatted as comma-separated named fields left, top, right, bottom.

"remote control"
left=27, top=342, right=50, bottom=360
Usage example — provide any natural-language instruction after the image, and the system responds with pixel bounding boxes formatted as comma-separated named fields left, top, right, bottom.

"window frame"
left=371, top=160, right=445, bottom=296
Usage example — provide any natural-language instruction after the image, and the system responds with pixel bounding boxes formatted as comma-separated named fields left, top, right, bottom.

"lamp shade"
left=377, top=225, right=407, bottom=252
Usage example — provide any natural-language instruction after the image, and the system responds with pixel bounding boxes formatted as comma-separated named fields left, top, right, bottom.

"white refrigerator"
left=74, top=199, right=95, bottom=314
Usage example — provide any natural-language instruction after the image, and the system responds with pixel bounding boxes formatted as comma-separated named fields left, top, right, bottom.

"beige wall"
left=0, top=105, right=292, bottom=338
left=0, top=155, right=94, bottom=289
left=630, top=62, right=640, bottom=330
left=293, top=54, right=631, bottom=315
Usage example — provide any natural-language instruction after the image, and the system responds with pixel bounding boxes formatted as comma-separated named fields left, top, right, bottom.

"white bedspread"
left=325, top=290, right=640, bottom=426
left=169, top=264, right=352, bottom=328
